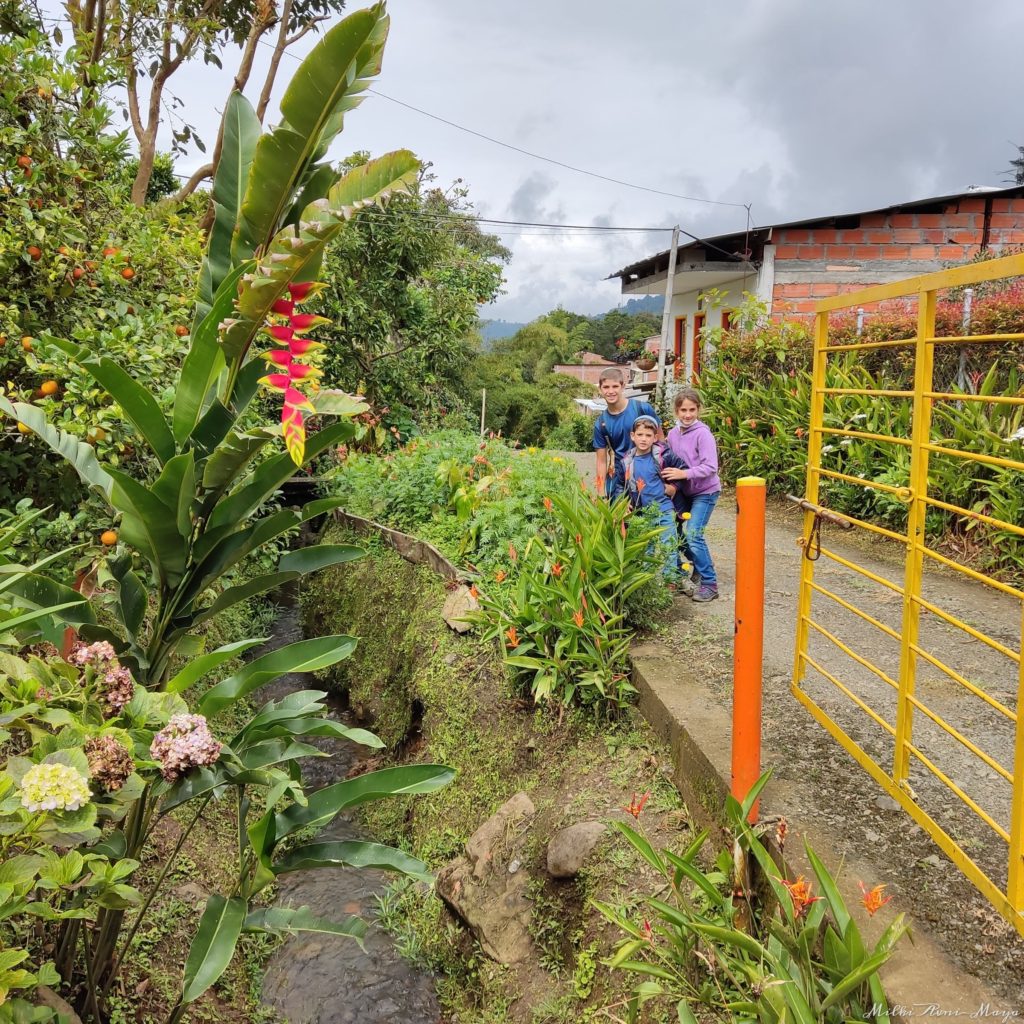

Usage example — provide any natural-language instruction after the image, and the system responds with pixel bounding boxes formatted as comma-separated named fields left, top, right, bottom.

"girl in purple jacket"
left=660, top=388, right=721, bottom=602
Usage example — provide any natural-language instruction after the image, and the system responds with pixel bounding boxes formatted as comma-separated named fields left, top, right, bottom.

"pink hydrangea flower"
left=150, top=714, right=222, bottom=782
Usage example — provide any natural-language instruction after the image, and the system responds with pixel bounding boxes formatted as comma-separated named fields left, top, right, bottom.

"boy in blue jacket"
left=613, top=414, right=689, bottom=578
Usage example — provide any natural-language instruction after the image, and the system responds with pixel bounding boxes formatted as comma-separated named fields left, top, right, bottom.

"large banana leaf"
left=199, top=91, right=262, bottom=314
left=231, top=4, right=389, bottom=264
left=220, top=150, right=420, bottom=369
left=0, top=396, right=112, bottom=498
left=197, top=635, right=358, bottom=718
left=273, top=840, right=431, bottom=882
left=274, top=764, right=456, bottom=840
left=243, top=906, right=367, bottom=942
left=1, top=571, right=95, bottom=628
left=80, top=358, right=176, bottom=465
left=172, top=262, right=252, bottom=444
left=106, top=469, right=188, bottom=585
left=181, top=895, right=247, bottom=1004
left=165, top=637, right=268, bottom=695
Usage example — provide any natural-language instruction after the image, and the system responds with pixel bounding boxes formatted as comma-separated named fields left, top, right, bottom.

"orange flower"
left=725, top=416, right=733, bottom=427
left=505, top=625, right=520, bottom=647
left=575, top=533, right=582, bottom=545
left=859, top=881, right=893, bottom=916
left=581, top=593, right=588, bottom=610
left=509, top=544, right=518, bottom=562
left=469, top=584, right=480, bottom=599
left=795, top=427, right=805, bottom=438
left=543, top=496, right=553, bottom=511
left=596, top=474, right=606, bottom=494
left=623, top=791, right=650, bottom=819
left=781, top=876, right=822, bottom=917
left=495, top=569, right=507, bottom=583
left=551, top=563, right=564, bottom=577
left=635, top=476, right=646, bottom=493
left=572, top=609, right=584, bottom=627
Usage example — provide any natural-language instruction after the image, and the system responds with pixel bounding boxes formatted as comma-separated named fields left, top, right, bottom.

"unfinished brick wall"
left=771, top=197, right=1024, bottom=317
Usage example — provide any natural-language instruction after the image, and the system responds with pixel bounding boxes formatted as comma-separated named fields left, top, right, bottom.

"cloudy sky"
left=44, top=0, right=1024, bottom=321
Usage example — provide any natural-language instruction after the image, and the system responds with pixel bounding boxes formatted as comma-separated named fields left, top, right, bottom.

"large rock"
left=442, top=584, right=479, bottom=633
left=547, top=821, right=607, bottom=878
left=436, top=792, right=536, bottom=963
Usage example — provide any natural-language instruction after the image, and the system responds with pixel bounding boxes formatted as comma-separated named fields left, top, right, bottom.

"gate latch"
left=786, top=494, right=855, bottom=561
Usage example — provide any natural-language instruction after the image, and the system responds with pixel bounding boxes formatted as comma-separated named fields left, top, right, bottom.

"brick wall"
left=770, top=197, right=1024, bottom=317
left=552, top=363, right=613, bottom=387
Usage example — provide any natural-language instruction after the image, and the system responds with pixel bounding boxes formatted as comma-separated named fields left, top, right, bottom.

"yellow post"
left=1008, top=602, right=1024, bottom=913
left=734, top=477, right=766, bottom=822
left=893, top=287, right=936, bottom=787
left=792, top=311, right=829, bottom=690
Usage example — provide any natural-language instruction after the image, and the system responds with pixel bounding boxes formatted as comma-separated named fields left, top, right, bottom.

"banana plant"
left=0, top=2, right=419, bottom=690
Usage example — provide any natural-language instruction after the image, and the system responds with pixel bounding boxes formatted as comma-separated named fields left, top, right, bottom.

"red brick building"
left=608, top=185, right=1024, bottom=380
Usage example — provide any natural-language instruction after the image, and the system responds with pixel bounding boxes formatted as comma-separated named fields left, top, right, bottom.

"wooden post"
left=655, top=225, right=680, bottom=404
left=479, top=388, right=486, bottom=437
left=733, top=476, right=766, bottom=822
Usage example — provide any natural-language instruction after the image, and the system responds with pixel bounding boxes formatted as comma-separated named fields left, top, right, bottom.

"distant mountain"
left=480, top=319, right=527, bottom=345
left=614, top=295, right=664, bottom=316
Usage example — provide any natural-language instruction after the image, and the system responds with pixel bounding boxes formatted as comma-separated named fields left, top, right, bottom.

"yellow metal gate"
left=792, top=252, right=1024, bottom=936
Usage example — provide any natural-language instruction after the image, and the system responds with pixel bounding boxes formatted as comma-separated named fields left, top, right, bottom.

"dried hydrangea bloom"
left=84, top=736, right=135, bottom=792
left=20, top=762, right=91, bottom=813
left=150, top=714, right=222, bottom=782
left=100, top=664, right=135, bottom=717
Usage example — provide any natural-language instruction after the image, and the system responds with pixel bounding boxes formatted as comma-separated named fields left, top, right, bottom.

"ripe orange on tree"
left=120, top=267, right=135, bottom=280
left=26, top=245, right=41, bottom=260
left=16, top=155, right=31, bottom=169
left=100, top=530, right=118, bottom=546
left=174, top=325, right=189, bottom=337
left=21, top=336, right=32, bottom=351
left=102, top=246, right=119, bottom=257
left=40, top=380, right=59, bottom=396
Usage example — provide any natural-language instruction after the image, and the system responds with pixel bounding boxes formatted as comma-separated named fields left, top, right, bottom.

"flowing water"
left=256, top=591, right=440, bottom=1024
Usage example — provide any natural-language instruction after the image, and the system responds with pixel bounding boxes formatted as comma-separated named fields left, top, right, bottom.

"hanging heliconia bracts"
left=260, top=280, right=330, bottom=464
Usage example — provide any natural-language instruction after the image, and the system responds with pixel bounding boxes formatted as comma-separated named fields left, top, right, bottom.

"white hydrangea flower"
left=1005, top=426, right=1024, bottom=444
left=20, top=762, right=91, bottom=813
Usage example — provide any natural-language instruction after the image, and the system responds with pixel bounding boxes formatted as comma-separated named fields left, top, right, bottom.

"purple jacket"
left=666, top=420, right=721, bottom=497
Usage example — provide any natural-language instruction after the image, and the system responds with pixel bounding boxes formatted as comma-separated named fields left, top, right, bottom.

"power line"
left=364, top=88, right=750, bottom=210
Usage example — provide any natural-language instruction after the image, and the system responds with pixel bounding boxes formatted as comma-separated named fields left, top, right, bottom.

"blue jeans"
left=676, top=492, right=719, bottom=586
left=653, top=507, right=679, bottom=579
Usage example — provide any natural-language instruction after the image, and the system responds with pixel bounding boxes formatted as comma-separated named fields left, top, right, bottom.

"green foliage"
left=474, top=490, right=665, bottom=713
left=318, top=161, right=509, bottom=423
left=545, top=412, right=597, bottom=453
left=697, top=291, right=1024, bottom=578
left=1, top=9, right=455, bottom=1021
left=595, top=774, right=909, bottom=1022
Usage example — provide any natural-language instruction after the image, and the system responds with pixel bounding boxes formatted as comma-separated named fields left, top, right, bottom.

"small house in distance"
left=607, top=185, right=1024, bottom=380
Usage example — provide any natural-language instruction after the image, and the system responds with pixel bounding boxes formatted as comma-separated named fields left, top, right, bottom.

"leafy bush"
left=596, top=775, right=909, bottom=1023
left=544, top=411, right=594, bottom=452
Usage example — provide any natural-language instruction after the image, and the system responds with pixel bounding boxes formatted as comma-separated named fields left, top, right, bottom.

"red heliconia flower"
left=551, top=563, right=564, bottom=577
left=259, top=278, right=329, bottom=465
left=859, top=881, right=894, bottom=916
left=623, top=791, right=650, bottom=819
left=505, top=625, right=520, bottom=648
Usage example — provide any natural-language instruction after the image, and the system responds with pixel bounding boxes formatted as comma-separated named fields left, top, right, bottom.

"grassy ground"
left=302, top=524, right=716, bottom=1024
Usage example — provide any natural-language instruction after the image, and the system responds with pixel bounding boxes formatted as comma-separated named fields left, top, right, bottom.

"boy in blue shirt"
left=593, top=367, right=660, bottom=500
left=613, top=414, right=688, bottom=578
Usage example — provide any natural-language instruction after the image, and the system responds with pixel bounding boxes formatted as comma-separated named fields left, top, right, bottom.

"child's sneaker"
left=692, top=585, right=719, bottom=603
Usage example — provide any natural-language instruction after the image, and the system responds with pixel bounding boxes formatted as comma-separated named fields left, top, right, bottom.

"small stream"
left=255, top=589, right=440, bottom=1024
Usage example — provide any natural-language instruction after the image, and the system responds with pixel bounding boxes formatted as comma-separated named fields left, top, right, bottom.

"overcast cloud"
left=43, top=0, right=1024, bottom=321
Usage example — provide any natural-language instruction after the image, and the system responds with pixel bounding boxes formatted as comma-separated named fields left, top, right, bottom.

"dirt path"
left=556, top=449, right=1024, bottom=1001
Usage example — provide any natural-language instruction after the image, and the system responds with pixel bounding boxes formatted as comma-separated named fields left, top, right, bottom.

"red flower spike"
left=287, top=281, right=324, bottom=302
left=264, top=349, right=293, bottom=368
left=287, top=337, right=324, bottom=357
left=267, top=324, right=295, bottom=343
left=272, top=299, right=295, bottom=316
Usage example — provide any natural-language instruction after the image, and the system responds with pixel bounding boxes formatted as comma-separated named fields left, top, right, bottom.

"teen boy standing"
left=593, top=367, right=660, bottom=499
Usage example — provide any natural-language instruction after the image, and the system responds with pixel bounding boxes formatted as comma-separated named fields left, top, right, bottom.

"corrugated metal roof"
left=608, top=184, right=1024, bottom=281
